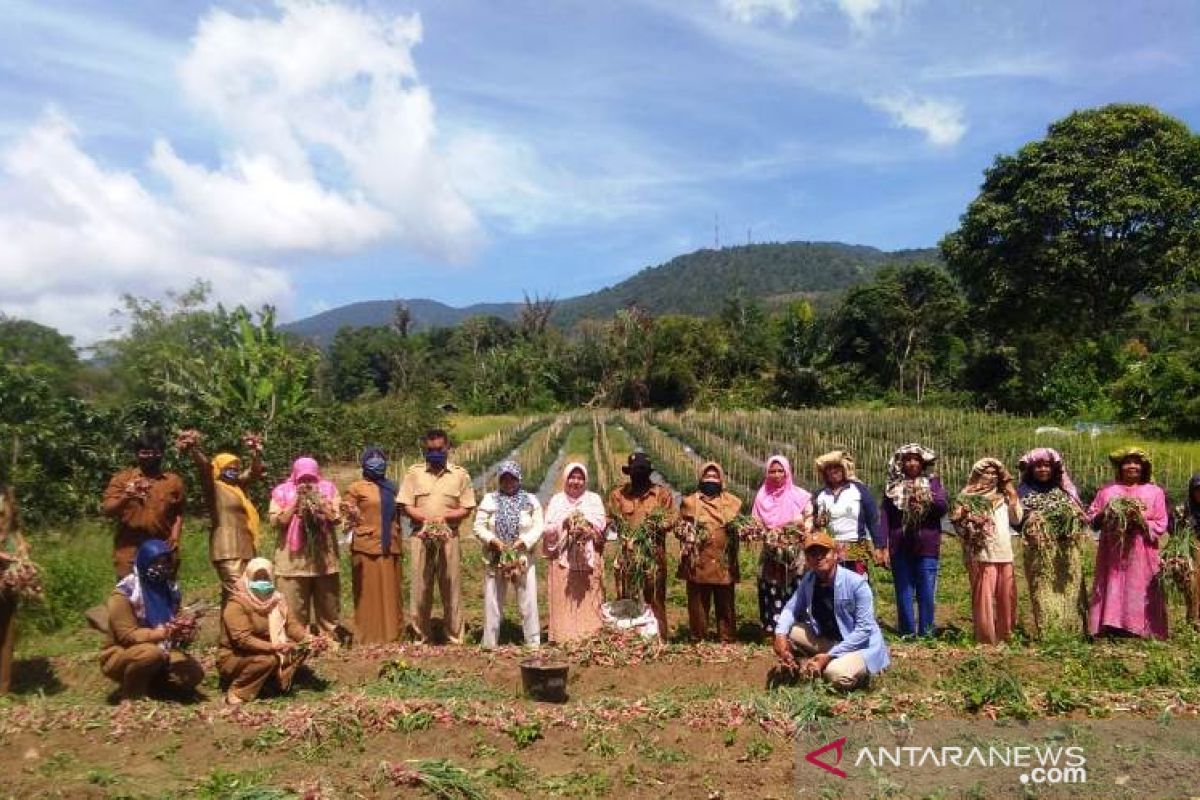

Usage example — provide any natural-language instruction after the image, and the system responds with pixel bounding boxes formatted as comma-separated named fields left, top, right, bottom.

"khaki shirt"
left=269, top=494, right=341, bottom=577
left=219, top=594, right=308, bottom=657
left=344, top=480, right=403, bottom=556
left=101, top=468, right=186, bottom=566
left=607, top=483, right=677, bottom=560
left=398, top=463, right=476, bottom=536
left=679, top=490, right=743, bottom=585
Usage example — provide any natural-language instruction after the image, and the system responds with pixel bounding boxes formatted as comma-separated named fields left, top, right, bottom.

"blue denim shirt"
left=774, top=566, right=890, bottom=674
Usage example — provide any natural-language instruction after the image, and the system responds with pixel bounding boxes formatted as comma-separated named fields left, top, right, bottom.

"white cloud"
left=0, top=0, right=498, bottom=342
left=0, top=112, right=290, bottom=343
left=719, top=0, right=801, bottom=24
left=718, top=0, right=896, bottom=29
left=869, top=91, right=966, bottom=146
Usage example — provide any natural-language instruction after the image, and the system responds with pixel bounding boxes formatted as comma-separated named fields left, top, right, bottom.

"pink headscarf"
left=544, top=462, right=606, bottom=570
left=752, top=455, right=812, bottom=529
left=1018, top=447, right=1080, bottom=503
left=271, top=457, right=338, bottom=553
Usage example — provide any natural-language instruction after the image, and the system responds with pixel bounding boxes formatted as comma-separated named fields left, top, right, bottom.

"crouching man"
left=773, top=532, right=889, bottom=690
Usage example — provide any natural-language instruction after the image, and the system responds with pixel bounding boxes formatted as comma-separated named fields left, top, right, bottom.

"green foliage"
left=942, top=103, right=1200, bottom=410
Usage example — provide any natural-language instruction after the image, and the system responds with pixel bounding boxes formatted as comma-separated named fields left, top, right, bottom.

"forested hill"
left=552, top=242, right=937, bottom=325
left=282, top=241, right=938, bottom=346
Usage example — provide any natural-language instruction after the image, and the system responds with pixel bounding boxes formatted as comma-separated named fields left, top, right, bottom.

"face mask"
left=699, top=480, right=721, bottom=497
left=363, top=457, right=387, bottom=479
left=249, top=579, right=275, bottom=596
left=425, top=451, right=447, bottom=470
left=220, top=467, right=240, bottom=483
left=144, top=562, right=172, bottom=583
left=139, top=457, right=163, bottom=474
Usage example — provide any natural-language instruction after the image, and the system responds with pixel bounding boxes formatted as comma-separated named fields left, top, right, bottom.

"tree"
left=942, top=104, right=1200, bottom=341
left=0, top=316, right=80, bottom=392
left=829, top=264, right=966, bottom=400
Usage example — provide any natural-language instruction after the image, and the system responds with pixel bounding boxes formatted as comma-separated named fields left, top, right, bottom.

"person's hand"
left=174, top=429, right=201, bottom=452
left=151, top=625, right=170, bottom=643
left=803, top=653, right=831, bottom=678
left=0, top=551, right=16, bottom=564
left=242, top=432, right=263, bottom=453
left=873, top=547, right=890, bottom=569
left=514, top=540, right=528, bottom=553
left=773, top=635, right=798, bottom=671
left=275, top=640, right=296, bottom=654
left=488, top=539, right=504, bottom=553
left=122, top=480, right=143, bottom=499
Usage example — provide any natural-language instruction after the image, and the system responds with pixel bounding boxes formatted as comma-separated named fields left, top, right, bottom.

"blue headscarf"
left=362, top=447, right=398, bottom=553
left=116, top=539, right=179, bottom=628
left=494, top=460, right=532, bottom=544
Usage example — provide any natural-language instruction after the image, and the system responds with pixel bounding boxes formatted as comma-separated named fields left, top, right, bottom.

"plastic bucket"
left=520, top=657, right=569, bottom=703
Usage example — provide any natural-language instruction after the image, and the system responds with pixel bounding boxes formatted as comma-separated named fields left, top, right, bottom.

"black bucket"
left=520, top=657, right=569, bottom=703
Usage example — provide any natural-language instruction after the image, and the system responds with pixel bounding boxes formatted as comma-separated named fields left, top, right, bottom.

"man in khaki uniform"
left=101, top=429, right=186, bottom=578
left=607, top=452, right=677, bottom=635
left=399, top=429, right=476, bottom=644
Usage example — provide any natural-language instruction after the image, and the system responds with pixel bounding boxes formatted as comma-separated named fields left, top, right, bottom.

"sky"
left=1, top=0, right=1198, bottom=344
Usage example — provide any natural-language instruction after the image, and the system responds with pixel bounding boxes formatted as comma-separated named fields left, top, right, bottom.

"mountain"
left=551, top=242, right=937, bottom=326
left=283, top=298, right=520, bottom=347
left=282, top=241, right=938, bottom=346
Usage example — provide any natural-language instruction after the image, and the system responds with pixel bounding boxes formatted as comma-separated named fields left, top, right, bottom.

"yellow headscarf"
left=213, top=453, right=261, bottom=547
left=1107, top=446, right=1153, bottom=482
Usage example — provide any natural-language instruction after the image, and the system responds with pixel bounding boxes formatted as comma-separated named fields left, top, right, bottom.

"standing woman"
left=812, top=450, right=882, bottom=575
left=474, top=461, right=544, bottom=648
left=880, top=444, right=947, bottom=637
left=1087, top=447, right=1168, bottom=639
left=1016, top=448, right=1088, bottom=638
left=1181, top=474, right=1200, bottom=626
left=953, top=458, right=1022, bottom=644
left=752, top=455, right=813, bottom=640
left=0, top=487, right=33, bottom=694
left=177, top=430, right=264, bottom=604
left=678, top=462, right=742, bottom=642
left=542, top=462, right=607, bottom=644
left=269, top=457, right=343, bottom=638
left=343, top=448, right=403, bottom=644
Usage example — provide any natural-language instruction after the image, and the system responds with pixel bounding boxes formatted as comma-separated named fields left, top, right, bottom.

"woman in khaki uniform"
left=100, top=539, right=204, bottom=701
left=678, top=462, right=742, bottom=642
left=0, top=487, right=31, bottom=694
left=219, top=558, right=312, bottom=704
left=269, top=457, right=342, bottom=637
left=177, top=430, right=264, bottom=603
left=343, top=448, right=403, bottom=644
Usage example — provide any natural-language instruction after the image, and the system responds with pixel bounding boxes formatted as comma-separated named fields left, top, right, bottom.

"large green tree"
left=941, top=104, right=1200, bottom=411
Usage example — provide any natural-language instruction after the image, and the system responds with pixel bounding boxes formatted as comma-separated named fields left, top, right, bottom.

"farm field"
left=4, top=409, right=1200, bottom=799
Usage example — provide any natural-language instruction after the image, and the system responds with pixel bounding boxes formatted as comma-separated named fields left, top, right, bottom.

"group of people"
left=2, top=424, right=1195, bottom=702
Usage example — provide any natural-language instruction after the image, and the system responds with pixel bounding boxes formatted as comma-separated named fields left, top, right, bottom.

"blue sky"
left=1, top=0, right=1198, bottom=343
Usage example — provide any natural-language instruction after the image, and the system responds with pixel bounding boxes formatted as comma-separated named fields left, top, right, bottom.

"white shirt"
left=817, top=484, right=862, bottom=542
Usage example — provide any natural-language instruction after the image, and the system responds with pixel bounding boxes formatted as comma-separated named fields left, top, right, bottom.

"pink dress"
left=542, top=463, right=608, bottom=644
left=1086, top=482, right=1168, bottom=639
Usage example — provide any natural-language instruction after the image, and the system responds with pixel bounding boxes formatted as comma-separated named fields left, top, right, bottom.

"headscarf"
left=814, top=449, right=858, bottom=484
left=961, top=457, right=1007, bottom=505
left=697, top=461, right=726, bottom=492
left=1188, top=473, right=1200, bottom=529
left=885, top=443, right=937, bottom=506
left=271, top=457, right=338, bottom=554
left=212, top=452, right=261, bottom=547
left=1107, top=446, right=1153, bottom=483
left=493, top=460, right=532, bottom=544
left=752, top=455, right=811, bottom=528
left=1017, top=447, right=1080, bottom=504
left=115, top=539, right=179, bottom=629
left=360, top=447, right=397, bottom=553
left=544, top=462, right=606, bottom=570
left=231, top=557, right=290, bottom=646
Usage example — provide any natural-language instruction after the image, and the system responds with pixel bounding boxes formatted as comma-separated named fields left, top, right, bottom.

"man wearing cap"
left=772, top=531, right=889, bottom=690
left=607, top=452, right=677, bottom=634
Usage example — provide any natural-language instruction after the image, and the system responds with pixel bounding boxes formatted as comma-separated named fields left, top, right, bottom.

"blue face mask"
left=425, top=450, right=448, bottom=470
left=249, top=579, right=274, bottom=596
left=363, top=456, right=387, bottom=479
left=220, top=467, right=240, bottom=483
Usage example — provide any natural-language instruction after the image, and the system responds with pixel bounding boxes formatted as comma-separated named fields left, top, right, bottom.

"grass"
left=448, top=414, right=525, bottom=442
